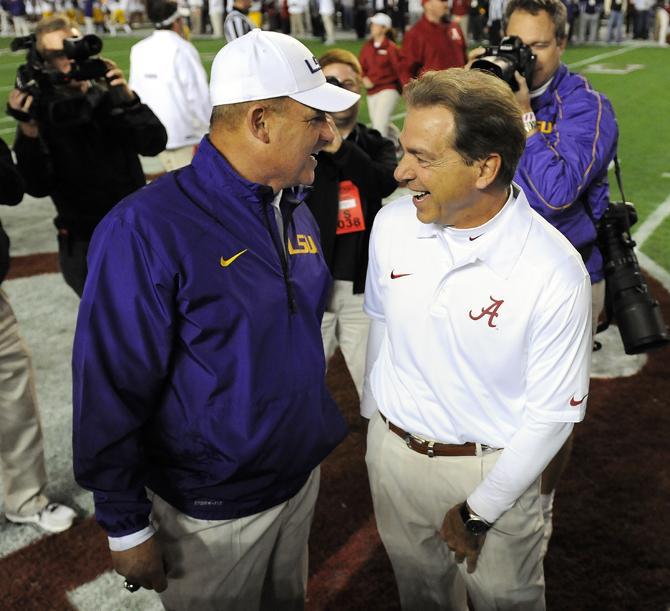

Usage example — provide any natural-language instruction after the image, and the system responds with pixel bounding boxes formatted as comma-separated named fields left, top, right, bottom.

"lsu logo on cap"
left=304, top=56, right=321, bottom=74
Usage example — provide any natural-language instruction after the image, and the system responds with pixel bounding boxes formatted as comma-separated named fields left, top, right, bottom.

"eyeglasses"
left=326, top=74, right=359, bottom=93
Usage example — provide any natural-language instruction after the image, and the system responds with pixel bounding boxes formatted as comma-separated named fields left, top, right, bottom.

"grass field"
left=1, top=34, right=669, bottom=272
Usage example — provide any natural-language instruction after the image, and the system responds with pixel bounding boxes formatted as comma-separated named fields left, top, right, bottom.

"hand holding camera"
left=7, top=33, right=136, bottom=127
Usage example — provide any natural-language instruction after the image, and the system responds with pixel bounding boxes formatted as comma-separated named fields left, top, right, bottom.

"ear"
left=475, top=153, right=502, bottom=189
left=557, top=35, right=568, bottom=56
left=245, top=104, right=272, bottom=144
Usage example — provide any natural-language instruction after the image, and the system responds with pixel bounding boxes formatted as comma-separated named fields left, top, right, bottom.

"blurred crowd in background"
left=2, top=0, right=669, bottom=45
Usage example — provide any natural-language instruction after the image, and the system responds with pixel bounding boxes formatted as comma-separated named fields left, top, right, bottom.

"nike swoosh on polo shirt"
left=390, top=271, right=412, bottom=280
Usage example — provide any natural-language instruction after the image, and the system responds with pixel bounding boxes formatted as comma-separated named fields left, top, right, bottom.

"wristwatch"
left=522, top=111, right=538, bottom=134
left=459, top=502, right=492, bottom=535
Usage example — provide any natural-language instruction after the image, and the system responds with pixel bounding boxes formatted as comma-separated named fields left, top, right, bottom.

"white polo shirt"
left=129, top=30, right=211, bottom=151
left=363, top=186, right=592, bottom=449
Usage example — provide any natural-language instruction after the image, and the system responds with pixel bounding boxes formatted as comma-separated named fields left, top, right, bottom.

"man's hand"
left=110, top=536, right=168, bottom=592
left=103, top=58, right=134, bottom=103
left=362, top=76, right=374, bottom=89
left=438, top=503, right=487, bottom=573
left=513, top=70, right=533, bottom=114
left=466, top=46, right=487, bottom=68
left=320, top=114, right=345, bottom=154
left=7, top=89, right=39, bottom=137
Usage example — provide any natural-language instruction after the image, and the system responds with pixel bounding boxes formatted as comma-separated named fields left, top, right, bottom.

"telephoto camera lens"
left=598, top=202, right=669, bottom=354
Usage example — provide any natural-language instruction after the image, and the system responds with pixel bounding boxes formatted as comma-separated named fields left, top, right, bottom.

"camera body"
left=470, top=35, right=536, bottom=92
left=9, top=33, right=111, bottom=125
left=598, top=201, right=669, bottom=354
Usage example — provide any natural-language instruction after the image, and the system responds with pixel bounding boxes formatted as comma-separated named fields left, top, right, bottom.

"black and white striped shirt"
left=223, top=9, right=255, bottom=42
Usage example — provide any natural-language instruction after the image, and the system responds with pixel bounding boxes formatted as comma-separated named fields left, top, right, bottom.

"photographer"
left=0, top=136, right=76, bottom=534
left=499, top=0, right=618, bottom=554
left=8, top=15, right=167, bottom=297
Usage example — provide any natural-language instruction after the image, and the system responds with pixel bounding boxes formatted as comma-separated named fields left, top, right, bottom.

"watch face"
left=465, top=518, right=490, bottom=535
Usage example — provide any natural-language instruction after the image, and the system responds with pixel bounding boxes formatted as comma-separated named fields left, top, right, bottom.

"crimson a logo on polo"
left=468, top=296, right=504, bottom=328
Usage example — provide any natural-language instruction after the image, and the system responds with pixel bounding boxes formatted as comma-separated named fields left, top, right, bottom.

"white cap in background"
left=369, top=12, right=392, bottom=28
left=209, top=29, right=360, bottom=112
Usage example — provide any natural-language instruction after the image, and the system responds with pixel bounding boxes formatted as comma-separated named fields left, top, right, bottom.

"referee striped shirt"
left=224, top=9, right=254, bottom=42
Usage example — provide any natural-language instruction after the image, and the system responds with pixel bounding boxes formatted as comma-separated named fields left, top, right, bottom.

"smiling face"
left=395, top=105, right=486, bottom=227
left=269, top=98, right=335, bottom=189
left=505, top=9, right=566, bottom=90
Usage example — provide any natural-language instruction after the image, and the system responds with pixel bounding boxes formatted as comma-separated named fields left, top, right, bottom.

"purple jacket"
left=514, top=64, right=618, bottom=283
left=72, top=137, right=348, bottom=537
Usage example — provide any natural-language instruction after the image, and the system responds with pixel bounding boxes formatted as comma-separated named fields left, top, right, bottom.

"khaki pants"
left=290, top=12, right=305, bottom=37
left=0, top=290, right=48, bottom=517
left=366, top=88, right=400, bottom=139
left=366, top=411, right=545, bottom=611
left=152, top=467, right=320, bottom=611
left=321, top=280, right=369, bottom=398
left=321, top=13, right=335, bottom=44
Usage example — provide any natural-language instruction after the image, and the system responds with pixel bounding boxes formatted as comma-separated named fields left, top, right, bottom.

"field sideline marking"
left=637, top=251, right=670, bottom=292
left=633, top=192, right=670, bottom=248
left=632, top=192, right=670, bottom=292
left=566, top=45, right=639, bottom=68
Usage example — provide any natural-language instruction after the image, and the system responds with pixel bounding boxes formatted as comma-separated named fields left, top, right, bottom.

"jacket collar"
left=192, top=136, right=275, bottom=204
left=531, top=63, right=568, bottom=110
left=189, top=136, right=308, bottom=221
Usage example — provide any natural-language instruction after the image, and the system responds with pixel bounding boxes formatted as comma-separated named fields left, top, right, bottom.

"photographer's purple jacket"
left=72, top=137, right=347, bottom=537
left=514, top=64, right=618, bottom=283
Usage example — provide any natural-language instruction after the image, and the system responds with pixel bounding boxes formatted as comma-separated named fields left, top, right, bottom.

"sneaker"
left=6, top=502, right=76, bottom=533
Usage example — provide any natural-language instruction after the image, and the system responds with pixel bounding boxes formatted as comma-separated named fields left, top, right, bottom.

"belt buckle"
left=403, top=433, right=413, bottom=448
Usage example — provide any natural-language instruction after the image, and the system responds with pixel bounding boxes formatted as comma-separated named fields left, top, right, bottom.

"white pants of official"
left=321, top=280, right=369, bottom=398
left=0, top=290, right=48, bottom=517
left=366, top=411, right=545, bottom=611
left=158, top=145, right=196, bottom=173
left=366, top=88, right=400, bottom=139
left=152, top=467, right=320, bottom=611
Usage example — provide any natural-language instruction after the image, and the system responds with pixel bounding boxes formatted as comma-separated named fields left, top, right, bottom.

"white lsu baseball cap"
left=209, top=29, right=360, bottom=112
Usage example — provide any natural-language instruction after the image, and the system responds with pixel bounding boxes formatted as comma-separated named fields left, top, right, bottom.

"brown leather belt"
left=381, top=413, right=478, bottom=457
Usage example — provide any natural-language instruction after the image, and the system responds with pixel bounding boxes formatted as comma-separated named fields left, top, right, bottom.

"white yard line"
left=632, top=192, right=670, bottom=248
left=637, top=251, right=670, bottom=293
left=566, top=45, right=640, bottom=69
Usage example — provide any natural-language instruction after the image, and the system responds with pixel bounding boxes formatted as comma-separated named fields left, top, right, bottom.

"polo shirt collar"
left=470, top=184, right=533, bottom=278
left=414, top=183, right=533, bottom=279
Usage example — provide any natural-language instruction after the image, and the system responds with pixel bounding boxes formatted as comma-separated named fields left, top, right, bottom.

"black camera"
left=470, top=36, right=536, bottom=92
left=597, top=201, right=669, bottom=355
left=8, top=33, right=111, bottom=125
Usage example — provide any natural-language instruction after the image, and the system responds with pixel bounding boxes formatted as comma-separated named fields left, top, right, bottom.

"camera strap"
left=597, top=154, right=635, bottom=335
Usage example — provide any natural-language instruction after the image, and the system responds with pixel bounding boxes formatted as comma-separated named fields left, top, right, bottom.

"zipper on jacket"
left=262, top=199, right=297, bottom=314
